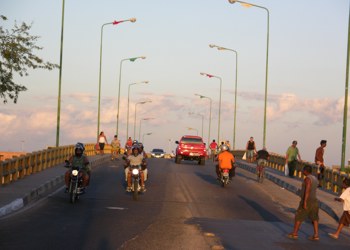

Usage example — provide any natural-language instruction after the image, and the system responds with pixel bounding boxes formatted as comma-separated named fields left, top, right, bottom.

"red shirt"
left=210, top=142, right=218, bottom=150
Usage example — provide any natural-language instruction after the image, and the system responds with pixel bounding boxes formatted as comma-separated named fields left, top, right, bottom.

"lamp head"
left=129, top=18, right=137, bottom=23
left=209, top=44, right=216, bottom=48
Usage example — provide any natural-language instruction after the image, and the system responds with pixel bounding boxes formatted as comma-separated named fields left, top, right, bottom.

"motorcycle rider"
left=216, top=144, right=235, bottom=180
left=126, top=145, right=146, bottom=192
left=65, top=142, right=90, bottom=191
left=138, top=142, right=149, bottom=181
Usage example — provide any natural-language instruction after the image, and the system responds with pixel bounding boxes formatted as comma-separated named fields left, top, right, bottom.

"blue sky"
left=1, top=0, right=350, bottom=167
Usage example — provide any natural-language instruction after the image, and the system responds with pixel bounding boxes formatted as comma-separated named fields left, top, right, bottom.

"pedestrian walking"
left=285, top=140, right=302, bottom=178
left=328, top=178, right=350, bottom=240
left=98, top=131, right=108, bottom=155
left=315, top=140, right=327, bottom=187
left=287, top=165, right=320, bottom=241
left=245, top=136, right=257, bottom=163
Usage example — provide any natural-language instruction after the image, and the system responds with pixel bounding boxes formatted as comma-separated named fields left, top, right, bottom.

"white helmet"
left=221, top=145, right=228, bottom=151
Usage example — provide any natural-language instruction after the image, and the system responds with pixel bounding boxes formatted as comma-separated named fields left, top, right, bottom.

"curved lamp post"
left=127, top=81, right=149, bottom=139
left=139, top=117, right=154, bottom=141
left=55, top=0, right=66, bottom=147
left=200, top=72, right=222, bottom=143
left=116, top=56, right=146, bottom=136
left=228, top=0, right=270, bottom=148
left=195, top=94, right=212, bottom=147
left=209, top=44, right=238, bottom=150
left=133, top=101, right=152, bottom=140
left=142, top=132, right=152, bottom=143
left=97, top=18, right=136, bottom=139
left=340, top=5, right=350, bottom=171
left=189, top=112, right=204, bottom=138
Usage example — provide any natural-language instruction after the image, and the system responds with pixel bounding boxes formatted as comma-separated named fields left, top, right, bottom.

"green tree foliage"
left=0, top=15, right=59, bottom=103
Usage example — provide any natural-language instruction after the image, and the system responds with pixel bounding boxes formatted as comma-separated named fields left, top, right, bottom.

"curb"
left=237, top=162, right=340, bottom=222
left=0, top=155, right=111, bottom=218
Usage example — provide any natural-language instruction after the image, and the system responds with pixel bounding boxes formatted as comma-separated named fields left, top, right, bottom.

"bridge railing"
left=233, top=150, right=350, bottom=194
left=2, top=145, right=349, bottom=194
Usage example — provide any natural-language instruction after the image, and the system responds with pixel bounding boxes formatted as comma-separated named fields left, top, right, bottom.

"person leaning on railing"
left=285, top=140, right=302, bottom=178
left=315, top=140, right=327, bottom=188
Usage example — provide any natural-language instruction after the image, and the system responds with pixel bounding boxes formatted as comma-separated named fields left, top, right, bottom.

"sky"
left=1, top=0, right=350, bottom=167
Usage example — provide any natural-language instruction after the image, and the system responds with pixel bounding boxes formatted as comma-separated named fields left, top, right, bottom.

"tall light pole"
left=195, top=94, right=212, bottom=147
left=134, top=101, right=152, bottom=140
left=55, top=0, right=65, bottom=147
left=97, top=18, right=136, bottom=139
left=189, top=112, right=204, bottom=138
left=139, top=117, right=154, bottom=141
left=200, top=72, right=222, bottom=143
left=116, top=56, right=146, bottom=136
left=228, top=0, right=269, bottom=148
left=142, top=132, right=152, bottom=143
left=187, top=127, right=199, bottom=136
left=209, top=44, right=238, bottom=149
left=127, top=81, right=149, bottom=140
left=340, top=3, right=350, bottom=172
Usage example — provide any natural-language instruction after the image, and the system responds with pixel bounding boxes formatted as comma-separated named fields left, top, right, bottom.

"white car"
left=150, top=148, right=165, bottom=158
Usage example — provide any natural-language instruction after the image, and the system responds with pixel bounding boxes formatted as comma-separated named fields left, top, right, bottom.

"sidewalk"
left=237, top=160, right=342, bottom=222
left=0, top=157, right=343, bottom=221
left=0, top=154, right=111, bottom=218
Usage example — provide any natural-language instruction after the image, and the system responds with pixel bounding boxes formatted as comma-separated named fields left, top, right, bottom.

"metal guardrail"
left=233, top=150, right=350, bottom=194
left=1, top=145, right=349, bottom=194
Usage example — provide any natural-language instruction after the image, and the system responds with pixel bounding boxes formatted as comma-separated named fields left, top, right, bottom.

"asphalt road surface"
left=1, top=158, right=349, bottom=250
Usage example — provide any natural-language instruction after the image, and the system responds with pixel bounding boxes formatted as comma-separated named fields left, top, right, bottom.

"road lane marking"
left=106, top=206, right=127, bottom=210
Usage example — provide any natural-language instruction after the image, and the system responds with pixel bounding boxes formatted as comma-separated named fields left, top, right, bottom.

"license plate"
left=190, top=152, right=199, bottom=156
left=223, top=172, right=229, bottom=177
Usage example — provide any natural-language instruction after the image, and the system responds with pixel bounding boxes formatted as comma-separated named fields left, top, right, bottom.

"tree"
left=0, top=15, right=59, bottom=103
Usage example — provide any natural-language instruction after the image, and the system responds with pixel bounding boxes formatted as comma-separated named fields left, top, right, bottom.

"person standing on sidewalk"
left=328, top=178, right=350, bottom=240
left=245, top=137, right=257, bottom=163
left=285, top=140, right=302, bottom=178
left=315, top=140, right=327, bottom=187
left=287, top=165, right=320, bottom=241
left=98, top=131, right=108, bottom=155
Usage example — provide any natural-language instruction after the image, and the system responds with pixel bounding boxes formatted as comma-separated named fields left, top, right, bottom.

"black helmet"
left=75, top=142, right=85, bottom=152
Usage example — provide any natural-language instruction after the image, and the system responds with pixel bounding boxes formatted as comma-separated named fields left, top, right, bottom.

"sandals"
left=308, top=235, right=320, bottom=241
left=287, top=233, right=298, bottom=240
left=328, top=233, right=338, bottom=240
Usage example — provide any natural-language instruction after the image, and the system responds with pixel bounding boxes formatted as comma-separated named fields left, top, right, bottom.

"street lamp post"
left=228, top=0, right=269, bottom=148
left=142, top=132, right=152, bottom=143
left=133, top=101, right=152, bottom=140
left=340, top=4, right=350, bottom=172
left=97, top=18, right=137, bottom=139
left=195, top=94, right=212, bottom=147
left=200, top=72, right=222, bottom=143
left=55, top=0, right=65, bottom=147
left=139, top=117, right=154, bottom=141
left=209, top=44, right=238, bottom=149
left=127, top=81, right=149, bottom=140
left=187, top=127, right=199, bottom=136
left=116, top=56, right=146, bottom=136
left=189, top=112, right=204, bottom=138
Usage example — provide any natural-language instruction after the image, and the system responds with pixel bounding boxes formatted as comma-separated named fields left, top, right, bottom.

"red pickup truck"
left=175, top=135, right=207, bottom=165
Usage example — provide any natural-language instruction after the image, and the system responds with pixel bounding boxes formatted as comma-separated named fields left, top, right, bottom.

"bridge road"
left=1, top=158, right=349, bottom=250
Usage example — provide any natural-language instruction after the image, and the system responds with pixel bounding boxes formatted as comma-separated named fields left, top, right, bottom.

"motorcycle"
left=129, top=165, right=142, bottom=201
left=220, top=168, right=230, bottom=187
left=65, top=160, right=85, bottom=203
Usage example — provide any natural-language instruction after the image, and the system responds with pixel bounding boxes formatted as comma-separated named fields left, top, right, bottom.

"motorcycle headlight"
left=132, top=168, right=139, bottom=175
left=72, top=170, right=79, bottom=176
